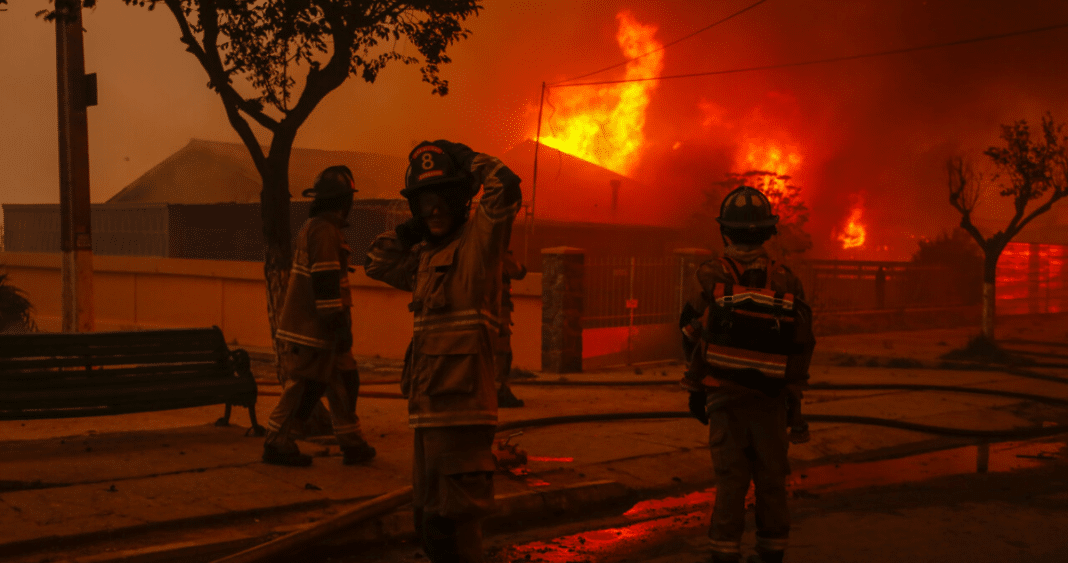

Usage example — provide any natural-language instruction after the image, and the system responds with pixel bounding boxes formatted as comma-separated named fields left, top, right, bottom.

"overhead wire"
left=552, top=21, right=1068, bottom=88
left=550, top=0, right=771, bottom=86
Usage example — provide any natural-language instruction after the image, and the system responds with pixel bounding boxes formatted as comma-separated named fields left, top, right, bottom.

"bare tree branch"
left=947, top=157, right=989, bottom=247
left=161, top=0, right=280, bottom=139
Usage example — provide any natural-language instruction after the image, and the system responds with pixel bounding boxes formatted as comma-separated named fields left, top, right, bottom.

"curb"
left=58, top=480, right=635, bottom=563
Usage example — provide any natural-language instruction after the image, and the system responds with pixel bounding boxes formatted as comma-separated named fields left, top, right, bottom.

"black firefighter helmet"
left=716, top=186, right=779, bottom=229
left=399, top=140, right=476, bottom=222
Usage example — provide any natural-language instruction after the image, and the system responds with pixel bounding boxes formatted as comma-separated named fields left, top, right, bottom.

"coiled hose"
left=499, top=381, right=1068, bottom=439
left=259, top=374, right=1068, bottom=438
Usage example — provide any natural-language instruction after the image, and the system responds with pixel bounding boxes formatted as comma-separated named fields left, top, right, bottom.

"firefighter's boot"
left=262, top=445, right=313, bottom=467
left=342, top=441, right=377, bottom=465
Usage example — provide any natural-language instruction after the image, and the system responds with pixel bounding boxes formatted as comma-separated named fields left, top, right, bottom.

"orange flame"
left=740, top=141, right=802, bottom=177
left=838, top=202, right=867, bottom=249
left=538, top=11, right=663, bottom=176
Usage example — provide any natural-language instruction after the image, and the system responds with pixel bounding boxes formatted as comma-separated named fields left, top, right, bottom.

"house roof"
left=107, top=139, right=408, bottom=204
left=500, top=140, right=666, bottom=227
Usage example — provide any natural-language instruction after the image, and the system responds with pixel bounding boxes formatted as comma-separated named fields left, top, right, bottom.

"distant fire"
left=739, top=141, right=802, bottom=178
left=539, top=11, right=663, bottom=176
left=837, top=199, right=867, bottom=249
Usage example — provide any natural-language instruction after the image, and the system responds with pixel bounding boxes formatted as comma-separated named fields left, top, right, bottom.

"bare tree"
left=42, top=0, right=481, bottom=359
left=949, top=112, right=1068, bottom=340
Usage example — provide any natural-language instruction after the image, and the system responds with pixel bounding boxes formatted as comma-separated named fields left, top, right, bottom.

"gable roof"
left=500, top=140, right=666, bottom=227
left=107, top=139, right=408, bottom=204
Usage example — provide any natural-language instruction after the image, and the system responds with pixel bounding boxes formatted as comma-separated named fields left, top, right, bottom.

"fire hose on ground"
left=223, top=378, right=1068, bottom=562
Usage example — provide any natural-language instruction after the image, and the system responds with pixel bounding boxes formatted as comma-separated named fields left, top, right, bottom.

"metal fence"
left=997, top=242, right=1068, bottom=315
left=583, top=255, right=679, bottom=329
left=793, top=260, right=975, bottom=313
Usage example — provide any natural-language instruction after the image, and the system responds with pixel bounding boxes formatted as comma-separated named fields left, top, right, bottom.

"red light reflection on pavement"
left=528, top=456, right=575, bottom=463
left=624, top=488, right=716, bottom=520
left=497, top=440, right=1062, bottom=562
left=499, top=511, right=707, bottom=563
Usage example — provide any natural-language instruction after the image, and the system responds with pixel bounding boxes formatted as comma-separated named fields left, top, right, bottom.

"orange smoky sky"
left=2, top=0, right=1068, bottom=258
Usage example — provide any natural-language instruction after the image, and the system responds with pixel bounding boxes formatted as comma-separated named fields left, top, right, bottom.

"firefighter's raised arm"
left=364, top=225, right=419, bottom=292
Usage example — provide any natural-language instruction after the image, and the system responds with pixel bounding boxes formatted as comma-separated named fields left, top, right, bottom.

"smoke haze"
left=2, top=0, right=1067, bottom=258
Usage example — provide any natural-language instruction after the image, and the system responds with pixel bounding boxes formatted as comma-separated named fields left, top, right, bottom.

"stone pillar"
left=674, top=248, right=713, bottom=314
left=541, top=247, right=584, bottom=373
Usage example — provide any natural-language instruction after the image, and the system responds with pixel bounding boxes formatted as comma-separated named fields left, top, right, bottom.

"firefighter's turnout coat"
left=277, top=214, right=352, bottom=352
left=680, top=247, right=815, bottom=405
left=365, top=155, right=522, bottom=428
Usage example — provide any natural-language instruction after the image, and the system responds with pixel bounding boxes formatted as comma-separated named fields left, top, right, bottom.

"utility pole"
left=56, top=0, right=95, bottom=332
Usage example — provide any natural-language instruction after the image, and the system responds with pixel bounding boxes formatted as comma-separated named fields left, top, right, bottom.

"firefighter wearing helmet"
left=365, top=140, right=522, bottom=563
left=679, top=185, right=816, bottom=563
left=263, top=166, right=376, bottom=467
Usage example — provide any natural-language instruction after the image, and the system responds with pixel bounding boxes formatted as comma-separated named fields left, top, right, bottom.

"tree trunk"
left=980, top=249, right=1000, bottom=342
left=260, top=141, right=294, bottom=382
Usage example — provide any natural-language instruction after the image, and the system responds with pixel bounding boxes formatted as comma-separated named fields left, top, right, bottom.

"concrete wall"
left=0, top=252, right=544, bottom=370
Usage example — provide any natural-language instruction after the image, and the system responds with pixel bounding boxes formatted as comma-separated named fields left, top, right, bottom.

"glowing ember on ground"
left=838, top=199, right=867, bottom=249
left=538, top=10, right=663, bottom=176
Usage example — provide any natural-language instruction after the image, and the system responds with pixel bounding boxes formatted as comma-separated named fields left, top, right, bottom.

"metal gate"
left=583, top=255, right=679, bottom=365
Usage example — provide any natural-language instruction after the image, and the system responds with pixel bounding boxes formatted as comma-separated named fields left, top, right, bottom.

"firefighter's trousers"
left=413, top=425, right=497, bottom=563
left=707, top=393, right=791, bottom=559
left=265, top=347, right=366, bottom=452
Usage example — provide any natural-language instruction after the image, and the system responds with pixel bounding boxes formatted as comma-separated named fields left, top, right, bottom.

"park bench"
left=0, top=327, right=264, bottom=435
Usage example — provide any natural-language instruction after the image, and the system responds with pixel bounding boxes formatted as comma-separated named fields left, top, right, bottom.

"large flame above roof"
left=538, top=11, right=663, bottom=177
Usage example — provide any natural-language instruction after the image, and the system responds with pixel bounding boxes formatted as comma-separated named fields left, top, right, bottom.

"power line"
left=551, top=0, right=771, bottom=86
left=551, top=21, right=1068, bottom=88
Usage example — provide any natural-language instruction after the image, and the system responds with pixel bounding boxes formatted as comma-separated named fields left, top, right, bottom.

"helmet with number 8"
left=401, top=141, right=469, bottom=199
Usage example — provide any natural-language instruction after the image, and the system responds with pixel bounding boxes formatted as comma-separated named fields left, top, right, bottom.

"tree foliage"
left=949, top=112, right=1068, bottom=263
left=0, top=272, right=36, bottom=333
left=41, top=1, right=481, bottom=166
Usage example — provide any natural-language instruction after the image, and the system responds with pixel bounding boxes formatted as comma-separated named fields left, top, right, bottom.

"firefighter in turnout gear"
left=262, top=166, right=377, bottom=467
left=365, top=140, right=522, bottom=563
left=680, top=186, right=816, bottom=563
left=496, top=250, right=527, bottom=408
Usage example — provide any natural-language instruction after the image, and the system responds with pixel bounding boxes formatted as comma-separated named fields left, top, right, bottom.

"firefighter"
left=497, top=250, right=527, bottom=408
left=679, top=186, right=816, bottom=563
left=365, top=140, right=522, bottom=563
left=262, top=165, right=377, bottom=467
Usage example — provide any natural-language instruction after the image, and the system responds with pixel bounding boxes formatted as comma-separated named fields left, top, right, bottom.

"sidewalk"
left=2, top=321, right=1067, bottom=562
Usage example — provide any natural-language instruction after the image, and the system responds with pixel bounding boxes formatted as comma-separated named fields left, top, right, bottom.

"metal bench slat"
left=0, top=362, right=228, bottom=383
left=0, top=352, right=226, bottom=372
left=0, top=329, right=227, bottom=359
left=0, top=377, right=255, bottom=411
left=0, top=367, right=240, bottom=392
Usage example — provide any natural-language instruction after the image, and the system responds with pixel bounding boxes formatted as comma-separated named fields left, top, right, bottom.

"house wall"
left=0, top=252, right=544, bottom=370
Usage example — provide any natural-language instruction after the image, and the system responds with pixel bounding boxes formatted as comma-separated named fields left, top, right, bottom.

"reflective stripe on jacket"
left=680, top=247, right=815, bottom=401
left=277, top=215, right=352, bottom=349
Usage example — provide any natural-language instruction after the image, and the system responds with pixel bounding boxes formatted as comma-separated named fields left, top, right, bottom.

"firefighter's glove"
left=688, top=391, right=709, bottom=425
left=434, top=140, right=477, bottom=174
left=788, top=421, right=811, bottom=444
left=394, top=218, right=424, bottom=249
